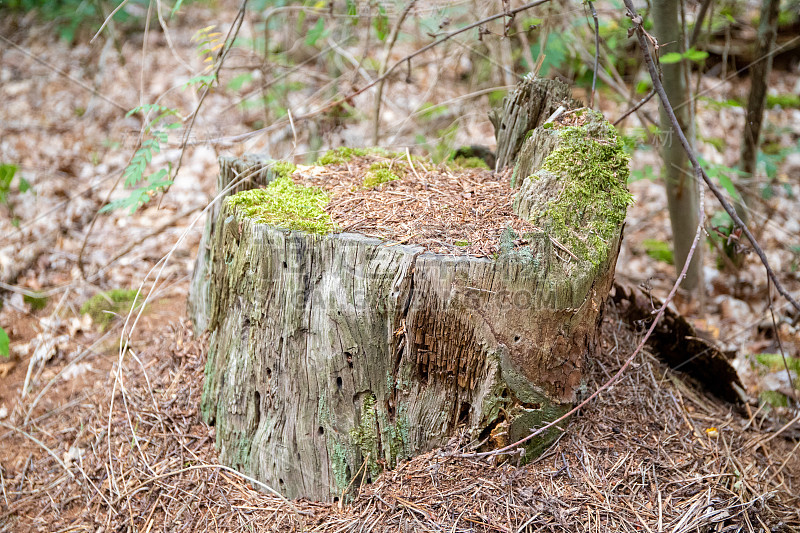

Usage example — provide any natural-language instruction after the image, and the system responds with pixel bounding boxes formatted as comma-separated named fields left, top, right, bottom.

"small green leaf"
left=659, top=52, right=682, bottom=64
left=170, top=0, right=186, bottom=17
left=305, top=18, right=327, bottom=46
left=18, top=176, right=31, bottom=193
left=228, top=72, right=254, bottom=91
left=0, top=327, right=9, bottom=358
left=373, top=5, right=389, bottom=41
left=182, top=74, right=217, bottom=90
left=684, top=48, right=708, bottom=62
left=642, top=239, right=674, bottom=264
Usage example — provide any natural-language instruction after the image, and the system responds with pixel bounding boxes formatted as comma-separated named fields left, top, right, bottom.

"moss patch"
left=363, top=161, right=404, bottom=188
left=227, top=176, right=333, bottom=234
left=350, top=395, right=381, bottom=479
left=642, top=239, right=674, bottom=264
left=316, top=147, right=377, bottom=166
left=449, top=156, right=490, bottom=169
left=538, top=113, right=632, bottom=266
left=271, top=160, right=297, bottom=179
left=80, top=288, right=141, bottom=329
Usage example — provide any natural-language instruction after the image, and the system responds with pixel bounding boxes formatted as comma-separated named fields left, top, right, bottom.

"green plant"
left=0, top=163, right=33, bottom=227
left=102, top=24, right=225, bottom=214
left=80, top=289, right=142, bottom=330
left=100, top=105, right=179, bottom=214
left=659, top=47, right=708, bottom=64
left=0, top=327, right=9, bottom=358
left=642, top=239, right=674, bottom=264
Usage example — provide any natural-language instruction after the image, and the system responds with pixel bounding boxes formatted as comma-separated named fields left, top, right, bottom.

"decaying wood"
left=489, top=75, right=580, bottom=172
left=610, top=280, right=744, bottom=403
left=190, top=79, right=628, bottom=501
left=188, top=154, right=277, bottom=333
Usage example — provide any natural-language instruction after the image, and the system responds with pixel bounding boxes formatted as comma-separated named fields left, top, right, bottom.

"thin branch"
left=372, top=1, right=416, bottom=145
left=586, top=0, right=600, bottom=108
left=613, top=89, right=655, bottom=126
left=689, top=0, right=713, bottom=46
left=623, top=0, right=800, bottom=315
left=156, top=0, right=248, bottom=207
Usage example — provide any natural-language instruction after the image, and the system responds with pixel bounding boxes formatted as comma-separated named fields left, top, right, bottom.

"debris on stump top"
left=227, top=147, right=541, bottom=257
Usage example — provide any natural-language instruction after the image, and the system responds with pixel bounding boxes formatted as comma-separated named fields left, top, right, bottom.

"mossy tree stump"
left=189, top=78, right=631, bottom=501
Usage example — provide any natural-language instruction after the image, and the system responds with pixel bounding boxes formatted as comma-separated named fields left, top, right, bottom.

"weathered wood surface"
left=188, top=154, right=277, bottom=333
left=490, top=75, right=581, bottom=172
left=190, top=78, right=629, bottom=502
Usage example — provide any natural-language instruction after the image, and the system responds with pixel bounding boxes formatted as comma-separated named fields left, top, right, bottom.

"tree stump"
left=189, top=78, right=631, bottom=501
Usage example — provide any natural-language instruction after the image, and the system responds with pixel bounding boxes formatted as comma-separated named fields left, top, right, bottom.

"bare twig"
left=157, top=0, right=249, bottom=207
left=586, top=0, right=600, bottom=107
left=689, top=0, right=713, bottom=46
left=372, top=1, right=416, bottom=145
left=613, top=89, right=655, bottom=126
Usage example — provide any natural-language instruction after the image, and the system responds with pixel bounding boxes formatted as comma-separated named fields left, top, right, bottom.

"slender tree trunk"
left=739, top=0, right=781, bottom=219
left=652, top=0, right=704, bottom=293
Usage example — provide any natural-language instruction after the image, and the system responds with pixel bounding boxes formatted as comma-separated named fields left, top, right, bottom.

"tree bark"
left=191, top=81, right=629, bottom=502
left=652, top=0, right=704, bottom=293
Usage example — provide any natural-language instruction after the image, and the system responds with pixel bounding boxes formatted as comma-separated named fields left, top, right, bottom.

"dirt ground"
left=1, top=1, right=799, bottom=531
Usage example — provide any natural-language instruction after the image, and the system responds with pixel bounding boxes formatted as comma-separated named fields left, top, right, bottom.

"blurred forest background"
left=1, top=0, right=799, bottom=530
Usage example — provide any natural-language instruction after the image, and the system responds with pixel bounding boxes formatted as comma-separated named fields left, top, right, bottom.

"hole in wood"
left=318, top=426, right=324, bottom=435
left=253, top=391, right=261, bottom=427
left=336, top=376, right=343, bottom=389
left=458, top=401, right=471, bottom=426
left=266, top=367, right=272, bottom=378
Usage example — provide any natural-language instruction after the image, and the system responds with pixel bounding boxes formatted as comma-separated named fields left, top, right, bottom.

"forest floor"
left=1, top=1, right=800, bottom=531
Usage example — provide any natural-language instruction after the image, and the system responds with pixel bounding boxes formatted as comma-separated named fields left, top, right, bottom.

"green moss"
left=316, top=147, right=376, bottom=165
left=759, top=390, right=788, bottom=408
left=450, top=156, right=490, bottom=169
left=363, top=161, right=404, bottom=188
left=642, top=239, right=674, bottom=264
left=271, top=160, right=297, bottom=179
left=80, top=288, right=141, bottom=329
left=329, top=442, right=351, bottom=492
left=24, top=292, right=48, bottom=311
left=756, top=353, right=800, bottom=374
left=537, top=114, right=633, bottom=266
left=350, top=395, right=381, bottom=479
left=227, top=176, right=333, bottom=234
